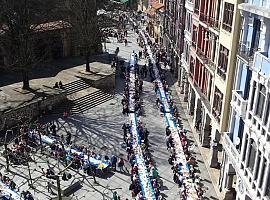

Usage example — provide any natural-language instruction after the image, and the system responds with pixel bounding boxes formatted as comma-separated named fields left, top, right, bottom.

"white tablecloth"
left=140, top=29, right=199, bottom=200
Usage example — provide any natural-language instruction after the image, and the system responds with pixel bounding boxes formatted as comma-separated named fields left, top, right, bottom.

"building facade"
left=220, top=0, right=270, bottom=199
left=180, top=0, right=242, bottom=172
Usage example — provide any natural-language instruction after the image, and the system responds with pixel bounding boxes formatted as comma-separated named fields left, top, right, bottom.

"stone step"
left=63, top=79, right=91, bottom=95
left=70, top=90, right=114, bottom=114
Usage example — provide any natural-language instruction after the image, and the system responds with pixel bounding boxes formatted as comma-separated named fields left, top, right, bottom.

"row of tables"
left=0, top=181, right=24, bottom=200
left=30, top=132, right=110, bottom=170
left=140, top=30, right=199, bottom=200
left=127, top=53, right=156, bottom=199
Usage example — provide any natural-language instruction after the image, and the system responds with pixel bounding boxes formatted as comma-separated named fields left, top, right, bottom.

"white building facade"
left=220, top=0, right=270, bottom=199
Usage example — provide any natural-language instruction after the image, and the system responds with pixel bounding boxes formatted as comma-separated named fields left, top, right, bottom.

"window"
left=192, top=26, right=198, bottom=48
left=185, top=12, right=192, bottom=33
left=259, top=157, right=266, bottom=188
left=266, top=167, right=270, bottom=197
left=212, top=86, right=223, bottom=122
left=190, top=57, right=195, bottom=78
left=254, top=151, right=261, bottom=181
left=247, top=140, right=257, bottom=172
left=250, top=81, right=257, bottom=111
left=194, top=0, right=200, bottom=14
left=222, top=2, right=234, bottom=32
left=242, top=134, right=248, bottom=162
left=264, top=96, right=270, bottom=126
left=255, top=84, right=266, bottom=119
left=217, top=45, right=229, bottom=80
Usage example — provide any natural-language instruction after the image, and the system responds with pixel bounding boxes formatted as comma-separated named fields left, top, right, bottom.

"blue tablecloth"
left=66, top=148, right=109, bottom=170
left=129, top=113, right=156, bottom=199
left=0, top=181, right=24, bottom=200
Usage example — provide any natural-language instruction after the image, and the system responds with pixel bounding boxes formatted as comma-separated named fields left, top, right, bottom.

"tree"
left=64, top=0, right=101, bottom=72
left=0, top=0, right=57, bottom=89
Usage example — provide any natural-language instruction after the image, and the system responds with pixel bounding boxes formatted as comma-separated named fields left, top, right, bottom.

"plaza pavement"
left=0, top=22, right=219, bottom=200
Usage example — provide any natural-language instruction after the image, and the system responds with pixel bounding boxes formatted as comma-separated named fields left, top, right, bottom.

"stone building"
left=220, top=0, right=270, bottom=199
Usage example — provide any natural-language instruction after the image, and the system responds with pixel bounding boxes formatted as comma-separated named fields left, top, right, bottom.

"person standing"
left=122, top=123, right=128, bottom=142
left=118, top=158, right=125, bottom=173
left=112, top=191, right=118, bottom=200
left=111, top=155, right=117, bottom=171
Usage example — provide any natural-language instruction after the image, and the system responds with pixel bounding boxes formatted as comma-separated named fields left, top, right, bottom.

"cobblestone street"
left=0, top=22, right=218, bottom=200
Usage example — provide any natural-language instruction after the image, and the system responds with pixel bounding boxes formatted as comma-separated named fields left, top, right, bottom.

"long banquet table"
left=140, top=29, right=199, bottom=200
left=29, top=132, right=109, bottom=170
left=0, top=181, right=24, bottom=200
left=127, top=53, right=156, bottom=199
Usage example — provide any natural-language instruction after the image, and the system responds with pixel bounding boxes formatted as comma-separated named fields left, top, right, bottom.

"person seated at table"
left=150, top=166, right=158, bottom=179
left=173, top=171, right=180, bottom=183
left=168, top=153, right=175, bottom=165
left=159, top=104, right=165, bottom=113
left=189, top=169, right=195, bottom=180
left=155, top=97, right=161, bottom=108
left=179, top=173, right=184, bottom=187
left=104, top=155, right=110, bottom=163
left=166, top=126, right=171, bottom=136
left=154, top=187, right=160, bottom=199
left=137, top=191, right=144, bottom=200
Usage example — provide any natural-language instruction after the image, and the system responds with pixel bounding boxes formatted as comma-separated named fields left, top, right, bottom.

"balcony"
left=230, top=90, right=248, bottom=117
left=223, top=132, right=240, bottom=170
left=237, top=42, right=259, bottom=65
left=192, top=40, right=197, bottom=49
left=205, top=58, right=216, bottom=74
left=196, top=48, right=208, bottom=63
left=194, top=7, right=199, bottom=15
left=254, top=51, right=270, bottom=77
left=199, top=13, right=209, bottom=24
left=209, top=17, right=220, bottom=30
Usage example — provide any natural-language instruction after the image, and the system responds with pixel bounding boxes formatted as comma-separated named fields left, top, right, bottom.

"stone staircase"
left=63, top=79, right=91, bottom=95
left=70, top=89, right=114, bottom=114
left=52, top=79, right=114, bottom=114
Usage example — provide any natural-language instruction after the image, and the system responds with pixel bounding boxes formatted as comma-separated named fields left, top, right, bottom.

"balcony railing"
left=238, top=43, right=259, bottom=65
left=254, top=51, right=270, bottom=77
left=209, top=17, right=220, bottom=30
left=194, top=7, right=199, bottom=15
left=223, top=132, right=240, bottom=168
left=231, top=90, right=248, bottom=117
left=199, top=13, right=209, bottom=24
left=197, top=47, right=208, bottom=63
left=205, top=58, right=216, bottom=74
left=192, top=40, right=197, bottom=49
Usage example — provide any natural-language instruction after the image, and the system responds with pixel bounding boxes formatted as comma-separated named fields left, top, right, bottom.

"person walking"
left=118, top=158, right=125, bottom=173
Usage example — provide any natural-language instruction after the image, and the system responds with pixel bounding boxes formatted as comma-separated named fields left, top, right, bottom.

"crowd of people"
left=0, top=172, right=34, bottom=200
left=137, top=27, right=205, bottom=199
left=119, top=45, right=161, bottom=199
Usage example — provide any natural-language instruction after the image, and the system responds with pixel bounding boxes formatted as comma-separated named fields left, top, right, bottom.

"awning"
left=144, top=8, right=155, bottom=17
left=151, top=2, right=164, bottom=10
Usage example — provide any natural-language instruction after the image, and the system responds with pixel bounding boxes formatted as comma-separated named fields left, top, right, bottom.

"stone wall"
left=0, top=92, right=66, bottom=130
left=91, top=73, right=116, bottom=91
